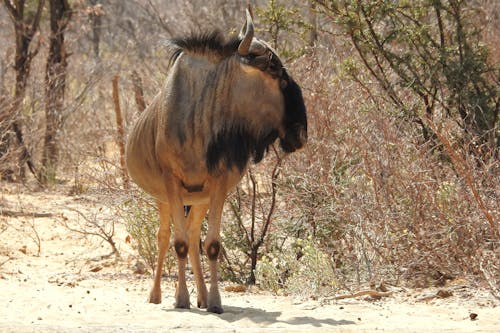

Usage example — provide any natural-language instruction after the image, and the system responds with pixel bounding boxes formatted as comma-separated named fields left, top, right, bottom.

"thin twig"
left=0, top=257, right=12, bottom=268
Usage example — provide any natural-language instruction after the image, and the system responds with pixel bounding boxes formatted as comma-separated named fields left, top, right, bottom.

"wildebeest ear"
left=238, top=6, right=254, bottom=56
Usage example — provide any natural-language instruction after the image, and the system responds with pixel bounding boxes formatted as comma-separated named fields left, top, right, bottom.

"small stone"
left=436, top=289, right=453, bottom=298
left=90, top=266, right=103, bottom=273
left=470, top=313, right=478, bottom=321
left=224, top=285, right=247, bottom=293
left=133, top=261, right=147, bottom=275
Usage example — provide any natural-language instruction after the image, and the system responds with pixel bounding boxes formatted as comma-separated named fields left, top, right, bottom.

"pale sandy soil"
left=1, top=184, right=498, bottom=332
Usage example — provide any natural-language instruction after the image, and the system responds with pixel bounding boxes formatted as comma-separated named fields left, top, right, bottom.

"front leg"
left=186, top=204, right=209, bottom=308
left=204, top=180, right=227, bottom=314
left=164, top=173, right=190, bottom=309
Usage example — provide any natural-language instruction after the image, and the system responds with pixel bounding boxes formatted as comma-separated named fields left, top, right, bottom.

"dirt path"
left=1, top=186, right=498, bottom=332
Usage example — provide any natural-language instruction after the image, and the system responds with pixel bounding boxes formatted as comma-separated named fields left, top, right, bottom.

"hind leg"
left=149, top=200, right=171, bottom=304
left=186, top=204, right=209, bottom=308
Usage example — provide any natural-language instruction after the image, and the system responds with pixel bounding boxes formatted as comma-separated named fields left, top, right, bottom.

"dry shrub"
left=273, top=45, right=499, bottom=291
left=256, top=236, right=337, bottom=296
left=121, top=192, right=161, bottom=274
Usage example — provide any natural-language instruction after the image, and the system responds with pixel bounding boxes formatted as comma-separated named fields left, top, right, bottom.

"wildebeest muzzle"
left=280, top=72, right=307, bottom=153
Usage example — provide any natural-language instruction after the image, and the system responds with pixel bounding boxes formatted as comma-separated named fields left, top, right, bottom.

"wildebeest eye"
left=244, top=53, right=272, bottom=72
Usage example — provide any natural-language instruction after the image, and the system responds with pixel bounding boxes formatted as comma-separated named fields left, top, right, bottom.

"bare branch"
left=3, top=0, right=18, bottom=19
left=29, top=0, right=46, bottom=39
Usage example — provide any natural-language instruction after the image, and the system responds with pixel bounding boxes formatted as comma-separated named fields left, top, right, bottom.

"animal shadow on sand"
left=163, top=305, right=355, bottom=328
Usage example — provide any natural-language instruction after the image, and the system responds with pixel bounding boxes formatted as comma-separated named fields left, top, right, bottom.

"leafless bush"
left=1, top=215, right=42, bottom=257
left=62, top=208, right=120, bottom=259
left=221, top=148, right=283, bottom=284
left=27, top=219, right=42, bottom=257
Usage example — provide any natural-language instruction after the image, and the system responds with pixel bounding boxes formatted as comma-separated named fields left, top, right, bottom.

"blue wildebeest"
left=126, top=7, right=307, bottom=313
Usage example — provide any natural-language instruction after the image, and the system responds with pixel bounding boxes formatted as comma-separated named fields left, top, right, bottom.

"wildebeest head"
left=236, top=7, right=307, bottom=155
left=174, top=7, right=308, bottom=174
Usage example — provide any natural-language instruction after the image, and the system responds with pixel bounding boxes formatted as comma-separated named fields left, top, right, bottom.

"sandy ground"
left=1, top=184, right=498, bottom=332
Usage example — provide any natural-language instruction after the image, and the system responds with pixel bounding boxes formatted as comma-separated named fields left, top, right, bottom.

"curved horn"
left=238, top=7, right=254, bottom=56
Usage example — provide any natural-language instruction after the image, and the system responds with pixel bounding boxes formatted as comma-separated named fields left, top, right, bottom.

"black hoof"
left=207, top=305, right=224, bottom=314
left=175, top=302, right=190, bottom=310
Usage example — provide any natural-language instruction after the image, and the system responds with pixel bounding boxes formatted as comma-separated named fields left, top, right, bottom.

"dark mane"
left=171, top=31, right=241, bottom=59
left=206, top=126, right=279, bottom=175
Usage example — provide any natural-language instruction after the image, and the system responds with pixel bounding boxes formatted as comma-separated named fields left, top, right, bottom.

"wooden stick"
left=0, top=209, right=53, bottom=218
left=333, top=290, right=392, bottom=300
left=112, top=75, right=130, bottom=190
left=130, top=70, right=146, bottom=113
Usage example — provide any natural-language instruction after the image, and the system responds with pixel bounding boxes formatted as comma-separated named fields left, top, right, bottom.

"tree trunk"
left=1, top=0, right=45, bottom=181
left=308, top=1, right=318, bottom=47
left=12, top=49, right=31, bottom=180
left=40, top=0, right=72, bottom=184
left=247, top=246, right=258, bottom=285
left=0, top=55, right=11, bottom=179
